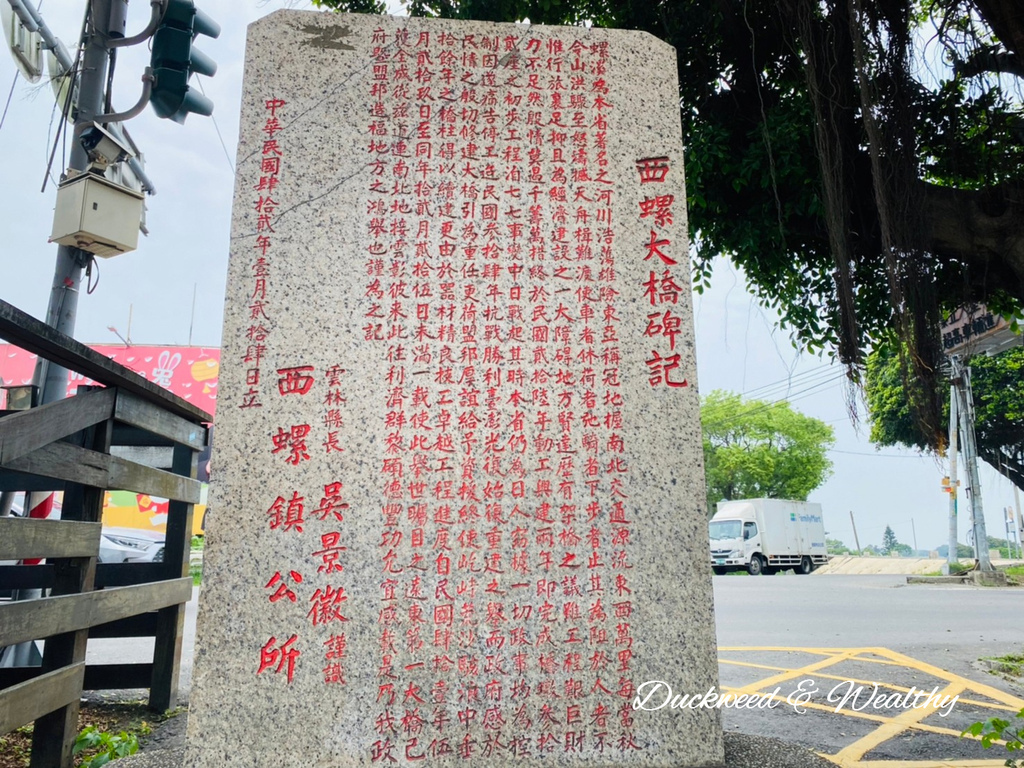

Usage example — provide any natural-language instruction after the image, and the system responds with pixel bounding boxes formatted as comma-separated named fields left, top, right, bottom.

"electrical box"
left=50, top=173, right=144, bottom=257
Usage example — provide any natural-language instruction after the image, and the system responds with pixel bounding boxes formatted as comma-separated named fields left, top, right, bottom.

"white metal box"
left=50, top=173, right=144, bottom=257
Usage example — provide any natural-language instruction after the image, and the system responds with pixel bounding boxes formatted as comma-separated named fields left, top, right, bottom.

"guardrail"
left=0, top=299, right=210, bottom=768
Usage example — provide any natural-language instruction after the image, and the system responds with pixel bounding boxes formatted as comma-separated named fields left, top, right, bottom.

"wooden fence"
left=0, top=299, right=210, bottom=767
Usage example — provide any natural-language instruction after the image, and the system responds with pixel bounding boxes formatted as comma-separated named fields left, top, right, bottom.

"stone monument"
left=186, top=10, right=723, bottom=767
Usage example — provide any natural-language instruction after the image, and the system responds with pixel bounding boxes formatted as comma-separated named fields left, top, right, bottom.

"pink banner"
left=0, top=343, right=220, bottom=416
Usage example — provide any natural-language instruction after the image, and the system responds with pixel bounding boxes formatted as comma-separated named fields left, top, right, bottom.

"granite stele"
left=186, top=10, right=724, bottom=767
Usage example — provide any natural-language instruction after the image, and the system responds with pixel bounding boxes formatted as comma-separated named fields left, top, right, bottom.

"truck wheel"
left=712, top=567, right=726, bottom=576
left=747, top=555, right=764, bottom=576
left=799, top=556, right=813, bottom=575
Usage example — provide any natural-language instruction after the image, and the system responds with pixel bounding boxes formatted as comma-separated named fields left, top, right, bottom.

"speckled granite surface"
left=187, top=11, right=722, bottom=767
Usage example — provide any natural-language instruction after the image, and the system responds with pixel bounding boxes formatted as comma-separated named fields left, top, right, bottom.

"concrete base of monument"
left=116, top=710, right=835, bottom=768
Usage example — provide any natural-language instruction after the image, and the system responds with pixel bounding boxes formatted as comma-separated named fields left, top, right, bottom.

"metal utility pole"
left=849, top=510, right=862, bottom=555
left=34, top=0, right=115, bottom=405
left=945, top=385, right=959, bottom=574
left=911, top=518, right=918, bottom=554
left=952, top=359, right=993, bottom=571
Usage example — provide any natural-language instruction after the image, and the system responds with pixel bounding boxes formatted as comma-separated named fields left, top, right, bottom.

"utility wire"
left=740, top=364, right=838, bottom=400
left=197, top=78, right=235, bottom=175
left=829, top=448, right=931, bottom=459
left=0, top=72, right=18, bottom=133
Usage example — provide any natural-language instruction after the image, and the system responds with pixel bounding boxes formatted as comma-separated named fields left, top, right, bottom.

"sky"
left=0, top=0, right=1020, bottom=553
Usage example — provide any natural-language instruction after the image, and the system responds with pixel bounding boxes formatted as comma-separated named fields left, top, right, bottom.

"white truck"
left=708, top=498, right=828, bottom=576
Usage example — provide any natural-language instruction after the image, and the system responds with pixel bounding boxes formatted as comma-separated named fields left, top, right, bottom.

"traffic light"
left=149, top=0, right=220, bottom=123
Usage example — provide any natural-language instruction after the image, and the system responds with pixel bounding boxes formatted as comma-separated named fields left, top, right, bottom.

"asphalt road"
left=713, top=573, right=1023, bottom=678
left=711, top=573, right=1024, bottom=765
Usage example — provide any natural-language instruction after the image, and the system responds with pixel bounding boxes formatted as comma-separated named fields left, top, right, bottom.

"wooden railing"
left=0, top=299, right=210, bottom=768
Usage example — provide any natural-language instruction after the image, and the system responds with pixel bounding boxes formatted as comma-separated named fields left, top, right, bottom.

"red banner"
left=0, top=343, right=220, bottom=416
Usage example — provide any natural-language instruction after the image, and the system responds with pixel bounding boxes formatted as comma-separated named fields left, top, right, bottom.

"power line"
left=829, top=448, right=932, bottom=459
left=740, top=364, right=839, bottom=400
left=197, top=77, right=235, bottom=175
left=0, top=72, right=18, bottom=133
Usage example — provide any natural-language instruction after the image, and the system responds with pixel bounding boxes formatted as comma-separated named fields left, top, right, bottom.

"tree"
left=700, top=390, right=834, bottom=513
left=865, top=344, right=1024, bottom=489
left=882, top=525, right=899, bottom=555
left=312, top=0, right=1024, bottom=391
left=826, top=537, right=851, bottom=555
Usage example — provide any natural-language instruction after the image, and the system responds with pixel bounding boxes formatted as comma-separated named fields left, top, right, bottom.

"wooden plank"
left=0, top=564, right=56, bottom=591
left=108, top=451, right=201, bottom=504
left=4, top=442, right=201, bottom=503
left=0, top=577, right=192, bottom=647
left=0, top=662, right=154, bottom=691
left=0, top=518, right=100, bottom=560
left=115, top=392, right=208, bottom=450
left=0, top=388, right=115, bottom=466
left=0, top=300, right=211, bottom=424
left=110, top=445, right=175, bottom=469
left=0, top=663, right=84, bottom=736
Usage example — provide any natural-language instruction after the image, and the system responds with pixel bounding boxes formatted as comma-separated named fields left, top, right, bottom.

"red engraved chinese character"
left=644, top=351, right=688, bottom=388
left=324, top=633, right=347, bottom=660
left=264, top=570, right=303, bottom=602
left=267, top=491, right=305, bottom=532
left=312, top=531, right=347, bottom=574
left=644, top=310, right=683, bottom=350
left=308, top=585, right=349, bottom=625
left=312, top=482, right=349, bottom=522
left=323, top=431, right=345, bottom=454
left=271, top=424, right=312, bottom=465
left=257, top=634, right=299, bottom=683
left=642, top=230, right=675, bottom=266
left=635, top=156, right=669, bottom=183
left=276, top=365, right=315, bottom=396
left=638, top=194, right=674, bottom=226
left=642, top=269, right=683, bottom=306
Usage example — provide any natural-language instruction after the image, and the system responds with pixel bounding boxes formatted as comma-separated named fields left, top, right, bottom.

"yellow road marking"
left=832, top=682, right=965, bottom=762
left=716, top=647, right=1024, bottom=768
left=718, top=686, right=982, bottom=740
left=724, top=648, right=864, bottom=696
left=717, top=658, right=1020, bottom=712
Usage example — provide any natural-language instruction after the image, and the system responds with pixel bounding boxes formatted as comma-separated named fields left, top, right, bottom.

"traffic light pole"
left=34, top=0, right=114, bottom=404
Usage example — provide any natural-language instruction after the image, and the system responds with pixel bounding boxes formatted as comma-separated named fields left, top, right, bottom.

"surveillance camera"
left=80, top=123, right=135, bottom=169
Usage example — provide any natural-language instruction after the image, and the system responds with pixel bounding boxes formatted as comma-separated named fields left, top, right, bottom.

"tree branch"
left=918, top=181, right=1024, bottom=301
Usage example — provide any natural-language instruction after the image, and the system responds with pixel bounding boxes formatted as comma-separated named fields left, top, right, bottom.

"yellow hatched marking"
left=718, top=686, right=979, bottom=740
left=725, top=648, right=864, bottom=696
left=717, top=658, right=1019, bottom=712
left=832, top=682, right=965, bottom=762
left=717, top=647, right=1024, bottom=767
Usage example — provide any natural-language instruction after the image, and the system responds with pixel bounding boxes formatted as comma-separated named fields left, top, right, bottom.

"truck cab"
left=709, top=509, right=764, bottom=575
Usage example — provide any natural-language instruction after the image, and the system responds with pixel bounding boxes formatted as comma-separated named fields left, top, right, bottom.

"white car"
left=99, top=527, right=166, bottom=563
